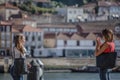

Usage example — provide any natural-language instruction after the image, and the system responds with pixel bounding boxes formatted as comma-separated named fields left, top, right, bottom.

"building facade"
left=37, top=23, right=77, bottom=33
left=12, top=25, right=43, bottom=57
left=0, top=21, right=12, bottom=57
left=56, top=7, right=88, bottom=23
left=0, top=3, right=20, bottom=20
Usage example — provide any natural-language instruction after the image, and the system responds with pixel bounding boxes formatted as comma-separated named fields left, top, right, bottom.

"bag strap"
left=109, top=45, right=112, bottom=52
left=105, top=42, right=114, bottom=52
left=13, top=47, right=15, bottom=59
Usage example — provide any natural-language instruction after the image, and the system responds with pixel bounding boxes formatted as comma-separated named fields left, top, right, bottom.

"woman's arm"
left=95, top=43, right=109, bottom=56
left=95, top=37, right=101, bottom=53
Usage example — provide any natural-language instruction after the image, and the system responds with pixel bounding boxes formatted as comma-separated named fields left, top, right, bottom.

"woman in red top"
left=95, top=29, right=115, bottom=80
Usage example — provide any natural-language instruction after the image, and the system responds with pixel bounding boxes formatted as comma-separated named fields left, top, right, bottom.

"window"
left=71, top=29, right=77, bottom=32
left=1, top=41, right=5, bottom=47
left=74, top=10, right=76, bottom=14
left=0, top=26, right=1, bottom=31
left=38, top=36, right=41, bottom=41
left=77, top=41, right=79, bottom=46
left=88, top=50, right=94, bottom=57
left=25, top=46, right=28, bottom=50
left=6, top=26, right=10, bottom=32
left=56, top=29, right=63, bottom=32
left=6, top=34, right=10, bottom=40
left=26, top=36, right=28, bottom=41
left=31, top=46, right=35, bottom=49
left=49, top=28, right=56, bottom=32
left=69, top=19, right=72, bottom=23
left=38, top=32, right=41, bottom=36
left=64, top=40, right=67, bottom=46
left=4, top=26, right=6, bottom=32
left=39, top=51, right=42, bottom=55
left=32, top=36, right=35, bottom=41
left=34, top=32, right=36, bottom=35
left=38, top=45, right=41, bottom=48
left=66, top=49, right=88, bottom=57
left=44, top=28, right=49, bottom=32
left=67, top=40, right=77, bottom=46
left=80, top=40, right=93, bottom=46
left=10, top=26, right=12, bottom=31
left=1, top=27, right=4, bottom=31
left=93, top=41, right=96, bottom=46
left=6, top=41, right=10, bottom=48
left=69, top=11, right=72, bottom=14
left=1, top=33, right=5, bottom=40
left=64, top=29, right=70, bottom=32
left=57, top=40, right=64, bottom=47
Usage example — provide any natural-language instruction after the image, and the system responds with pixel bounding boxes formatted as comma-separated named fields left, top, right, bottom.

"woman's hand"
left=96, top=37, right=101, bottom=45
left=95, top=53, right=99, bottom=56
left=95, top=43, right=109, bottom=56
left=27, top=63, right=31, bottom=69
left=95, top=37, right=101, bottom=56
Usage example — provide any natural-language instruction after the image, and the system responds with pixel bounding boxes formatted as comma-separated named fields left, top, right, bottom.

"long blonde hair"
left=14, top=34, right=25, bottom=54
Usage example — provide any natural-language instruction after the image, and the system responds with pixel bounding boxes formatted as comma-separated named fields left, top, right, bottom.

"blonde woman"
left=10, top=34, right=30, bottom=80
left=95, top=29, right=115, bottom=80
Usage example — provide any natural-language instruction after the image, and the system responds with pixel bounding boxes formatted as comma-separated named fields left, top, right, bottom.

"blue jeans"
left=99, top=68, right=110, bottom=80
left=10, top=65, right=24, bottom=80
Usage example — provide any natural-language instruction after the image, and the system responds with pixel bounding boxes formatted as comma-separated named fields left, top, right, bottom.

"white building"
left=0, top=3, right=20, bottom=20
left=81, top=1, right=120, bottom=21
left=37, top=23, right=78, bottom=57
left=0, top=21, right=12, bottom=56
left=55, top=33, right=96, bottom=57
left=56, top=7, right=88, bottom=23
left=98, top=1, right=120, bottom=20
left=22, top=26, right=43, bottom=57
left=12, top=25, right=43, bottom=57
left=1, top=0, right=27, bottom=4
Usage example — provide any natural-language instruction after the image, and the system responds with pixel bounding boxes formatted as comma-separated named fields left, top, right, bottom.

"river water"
left=0, top=73, right=120, bottom=80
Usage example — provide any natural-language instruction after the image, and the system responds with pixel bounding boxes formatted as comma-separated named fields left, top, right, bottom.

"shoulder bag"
left=96, top=52, right=117, bottom=69
left=13, top=49, right=28, bottom=75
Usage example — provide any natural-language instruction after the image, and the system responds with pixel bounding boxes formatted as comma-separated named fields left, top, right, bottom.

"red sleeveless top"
left=103, top=42, right=115, bottom=53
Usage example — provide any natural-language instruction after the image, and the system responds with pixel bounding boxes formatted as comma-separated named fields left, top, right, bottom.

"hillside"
left=51, top=0, right=120, bottom=7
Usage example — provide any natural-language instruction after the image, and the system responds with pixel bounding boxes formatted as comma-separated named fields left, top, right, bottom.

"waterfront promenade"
left=0, top=57, right=120, bottom=73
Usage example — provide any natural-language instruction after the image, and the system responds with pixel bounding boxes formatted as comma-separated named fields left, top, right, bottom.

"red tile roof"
left=82, top=3, right=96, bottom=8
left=98, top=1, right=119, bottom=7
left=77, top=20, right=119, bottom=33
left=71, top=33, right=84, bottom=40
left=37, top=23, right=76, bottom=28
left=12, top=28, right=20, bottom=33
left=0, top=3, right=19, bottom=9
left=22, top=25, right=42, bottom=32
left=85, top=33, right=96, bottom=40
left=12, top=24, right=25, bottom=31
left=57, top=33, right=69, bottom=40
left=0, top=21, right=12, bottom=25
left=44, top=33, right=56, bottom=38
left=10, top=18, right=36, bottom=25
